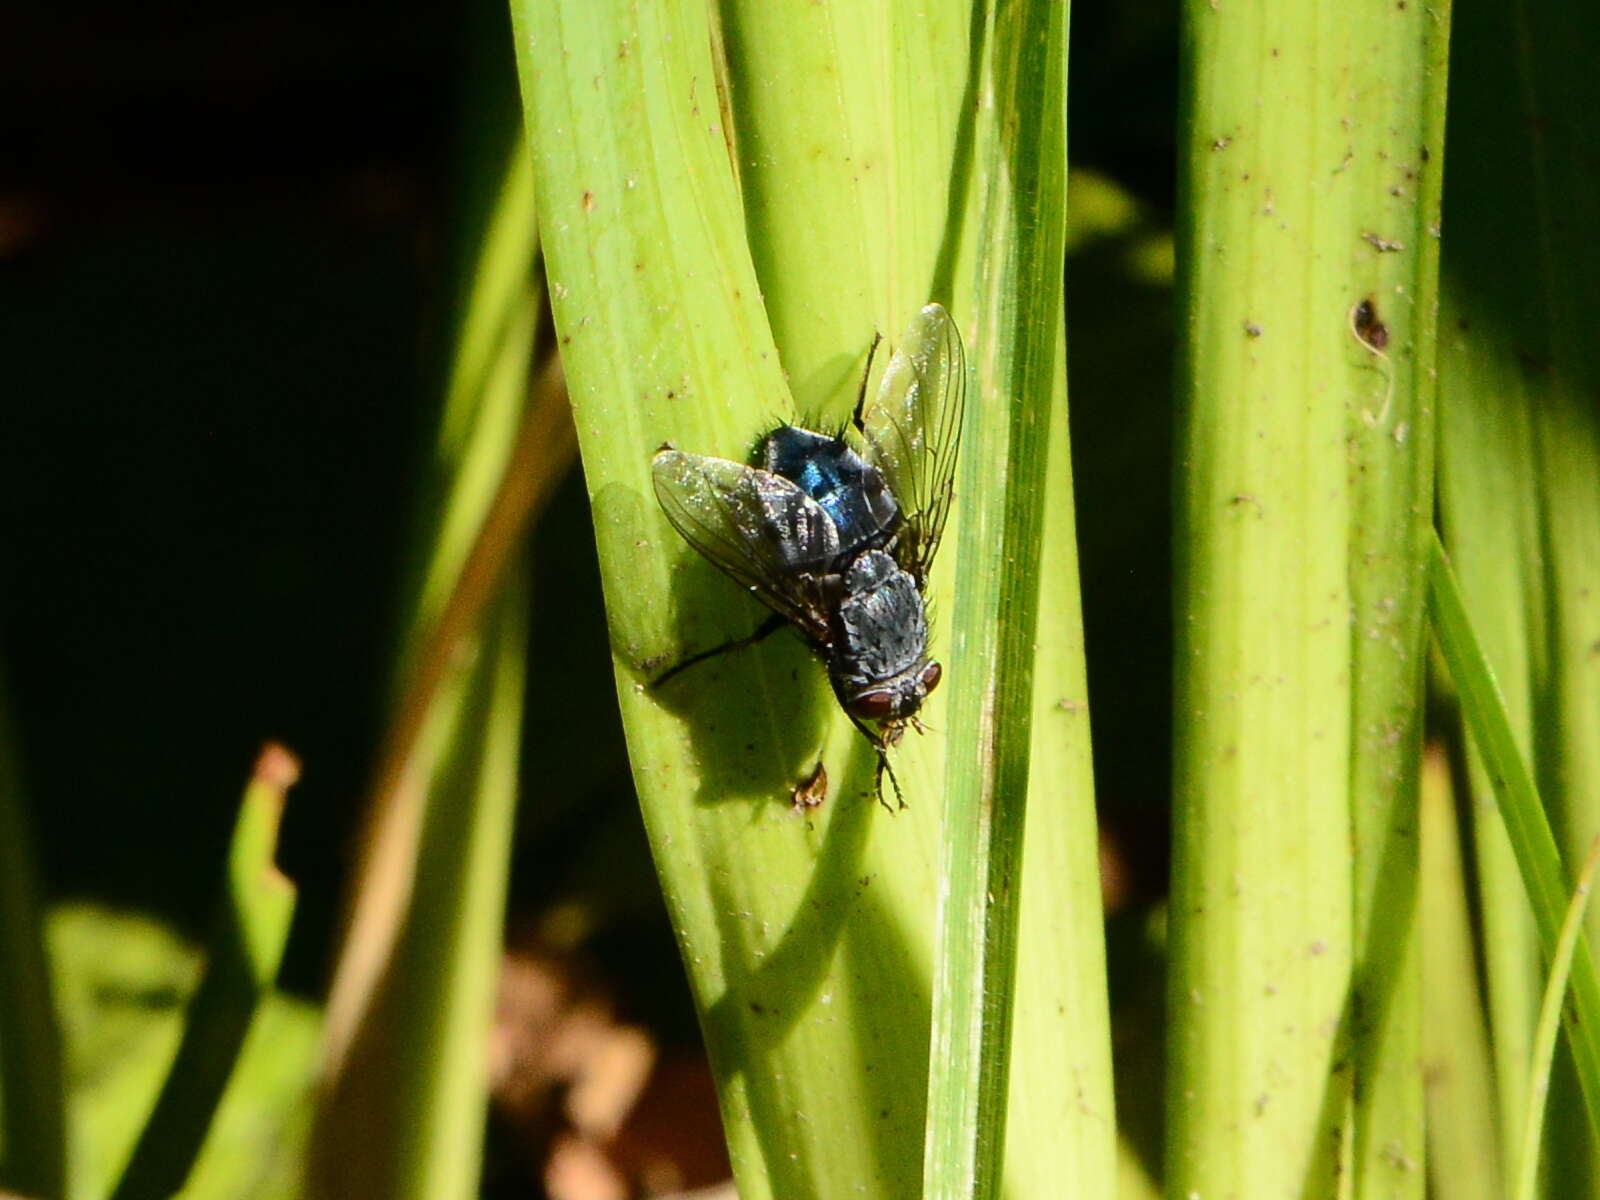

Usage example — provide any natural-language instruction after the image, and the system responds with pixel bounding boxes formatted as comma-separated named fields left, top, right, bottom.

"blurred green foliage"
left=51, top=904, right=317, bottom=1199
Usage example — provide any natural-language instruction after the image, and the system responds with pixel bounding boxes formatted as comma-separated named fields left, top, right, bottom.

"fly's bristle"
left=789, top=408, right=849, bottom=440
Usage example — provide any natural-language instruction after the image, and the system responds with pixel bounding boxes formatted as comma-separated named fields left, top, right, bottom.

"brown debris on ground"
left=492, top=947, right=732, bottom=1200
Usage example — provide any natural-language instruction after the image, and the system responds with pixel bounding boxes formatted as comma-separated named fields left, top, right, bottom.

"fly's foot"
left=874, top=748, right=906, bottom=813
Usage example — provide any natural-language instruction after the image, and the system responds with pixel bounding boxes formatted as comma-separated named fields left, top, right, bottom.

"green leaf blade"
left=925, top=2, right=1103, bottom=1198
left=515, top=4, right=936, bottom=1196
left=110, top=749, right=298, bottom=1200
left=1429, top=533, right=1600, bottom=1142
left=1167, top=0, right=1453, bottom=1191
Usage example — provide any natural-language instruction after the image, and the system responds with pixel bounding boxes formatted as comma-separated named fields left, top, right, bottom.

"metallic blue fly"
left=651, top=303, right=966, bottom=807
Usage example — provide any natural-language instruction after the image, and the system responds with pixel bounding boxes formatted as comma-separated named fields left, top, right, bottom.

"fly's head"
left=838, top=658, right=944, bottom=729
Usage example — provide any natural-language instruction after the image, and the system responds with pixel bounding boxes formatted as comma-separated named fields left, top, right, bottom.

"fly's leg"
left=850, top=331, right=885, bottom=434
left=650, top=613, right=787, bottom=689
left=875, top=750, right=906, bottom=812
left=846, top=713, right=905, bottom=812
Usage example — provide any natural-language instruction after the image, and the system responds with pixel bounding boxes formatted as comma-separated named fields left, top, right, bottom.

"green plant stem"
left=1429, top=532, right=1600, bottom=1139
left=1516, top=835, right=1600, bottom=1200
left=924, top=0, right=1079, bottom=1195
left=999, top=332, right=1112, bottom=1194
left=718, top=0, right=966, bottom=389
left=1170, top=0, right=1450, bottom=1189
left=1173, top=4, right=1362, bottom=1195
left=1419, top=743, right=1503, bottom=1200
left=110, top=746, right=298, bottom=1200
left=1341, top=0, right=1451, bottom=1192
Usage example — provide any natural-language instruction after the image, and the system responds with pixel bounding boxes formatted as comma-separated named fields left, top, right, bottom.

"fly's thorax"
left=760, top=426, right=900, bottom=556
left=828, top=549, right=941, bottom=720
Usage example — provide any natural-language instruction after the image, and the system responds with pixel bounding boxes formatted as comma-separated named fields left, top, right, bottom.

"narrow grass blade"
left=1339, top=5, right=1451, bottom=1196
left=48, top=901, right=318, bottom=1200
left=109, top=744, right=298, bottom=1200
left=308, top=124, right=556, bottom=1194
left=1434, top=294, right=1543, bottom=1175
left=309, top=585, right=528, bottom=1200
left=0, top=669, right=65, bottom=1199
left=1434, top=355, right=1544, bottom=1174
left=924, top=0, right=1078, bottom=1195
left=1419, top=743, right=1504, bottom=1200
left=713, top=0, right=972, bottom=833
left=1516, top=835, right=1600, bottom=1200
left=999, top=335, right=1112, bottom=1194
left=1428, top=532, right=1600, bottom=1138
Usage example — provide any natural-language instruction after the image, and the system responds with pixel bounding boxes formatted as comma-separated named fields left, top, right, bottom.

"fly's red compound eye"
left=919, top=661, right=943, bottom=694
left=850, top=690, right=899, bottom=720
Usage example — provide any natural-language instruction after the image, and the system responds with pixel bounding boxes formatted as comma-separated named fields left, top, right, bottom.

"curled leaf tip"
left=253, top=741, right=302, bottom=792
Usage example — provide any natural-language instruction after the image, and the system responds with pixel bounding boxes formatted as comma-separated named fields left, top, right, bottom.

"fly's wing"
left=652, top=450, right=841, bottom=638
left=858, top=302, right=966, bottom=585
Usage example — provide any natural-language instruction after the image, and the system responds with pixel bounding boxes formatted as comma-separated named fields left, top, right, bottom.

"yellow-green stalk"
left=1170, top=0, right=1449, bottom=1192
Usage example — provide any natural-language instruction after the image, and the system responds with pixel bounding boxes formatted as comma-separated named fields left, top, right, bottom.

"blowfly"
left=650, top=303, right=966, bottom=807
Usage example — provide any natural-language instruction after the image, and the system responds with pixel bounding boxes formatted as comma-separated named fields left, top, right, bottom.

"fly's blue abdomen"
left=760, top=426, right=899, bottom=555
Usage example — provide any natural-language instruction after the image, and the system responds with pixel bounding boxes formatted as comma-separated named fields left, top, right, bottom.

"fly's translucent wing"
left=652, top=450, right=841, bottom=640
left=858, top=303, right=966, bottom=584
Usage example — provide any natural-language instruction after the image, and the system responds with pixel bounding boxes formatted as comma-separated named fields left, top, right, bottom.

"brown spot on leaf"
left=1353, top=297, right=1389, bottom=350
left=791, top=761, right=828, bottom=812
